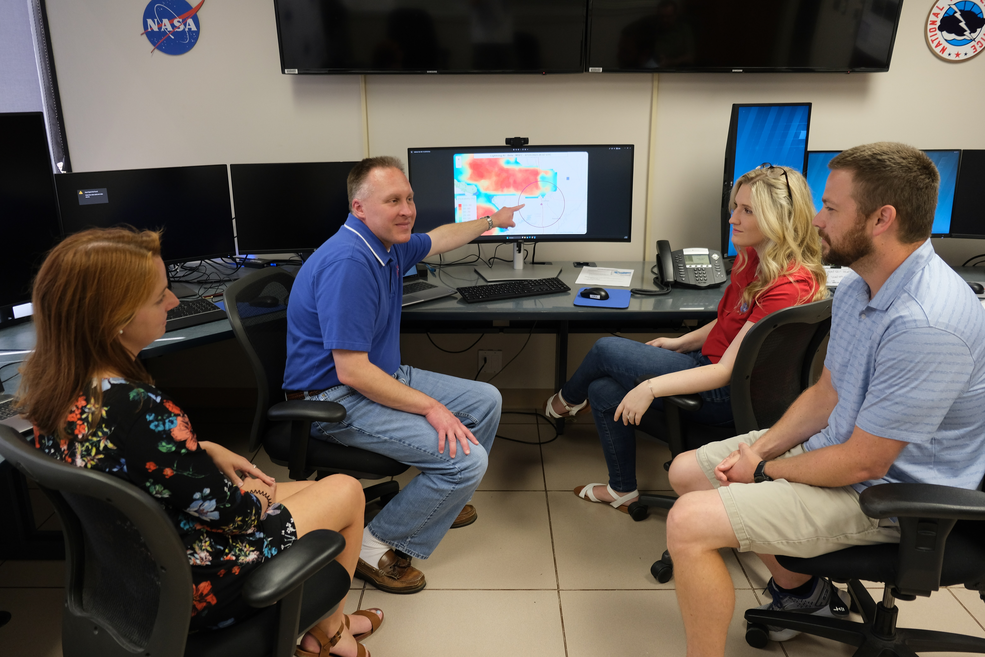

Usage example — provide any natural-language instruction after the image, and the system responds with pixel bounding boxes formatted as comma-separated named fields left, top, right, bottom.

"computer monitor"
left=55, top=165, right=236, bottom=264
left=0, top=112, right=62, bottom=325
left=804, top=149, right=961, bottom=237
left=230, top=161, right=357, bottom=255
left=408, top=143, right=634, bottom=279
left=950, top=150, right=985, bottom=240
left=720, top=103, right=812, bottom=257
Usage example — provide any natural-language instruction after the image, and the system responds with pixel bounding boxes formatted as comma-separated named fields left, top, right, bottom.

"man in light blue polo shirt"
left=665, top=142, right=985, bottom=657
left=285, top=156, right=522, bottom=594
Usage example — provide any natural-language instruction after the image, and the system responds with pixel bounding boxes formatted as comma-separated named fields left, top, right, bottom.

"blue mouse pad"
left=573, top=287, right=631, bottom=309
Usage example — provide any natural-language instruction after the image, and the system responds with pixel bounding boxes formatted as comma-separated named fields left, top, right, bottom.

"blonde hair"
left=729, top=166, right=827, bottom=309
left=18, top=227, right=162, bottom=438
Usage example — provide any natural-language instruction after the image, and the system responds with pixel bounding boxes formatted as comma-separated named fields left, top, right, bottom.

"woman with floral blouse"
left=17, top=228, right=380, bottom=657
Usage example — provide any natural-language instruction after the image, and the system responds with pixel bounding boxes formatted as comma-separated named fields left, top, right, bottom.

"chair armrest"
left=860, top=483, right=985, bottom=521
left=241, top=529, right=346, bottom=608
left=268, top=400, right=346, bottom=424
left=632, top=374, right=703, bottom=413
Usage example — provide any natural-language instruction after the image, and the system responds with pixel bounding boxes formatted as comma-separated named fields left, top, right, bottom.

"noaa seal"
left=926, top=1, right=985, bottom=61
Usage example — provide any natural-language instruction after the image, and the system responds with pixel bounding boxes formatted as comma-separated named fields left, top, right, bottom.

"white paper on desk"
left=823, top=266, right=852, bottom=288
left=574, top=267, right=635, bottom=287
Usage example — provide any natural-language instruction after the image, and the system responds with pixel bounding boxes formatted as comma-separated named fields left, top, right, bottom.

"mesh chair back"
left=730, top=298, right=833, bottom=433
left=223, top=269, right=295, bottom=453
left=0, top=425, right=192, bottom=657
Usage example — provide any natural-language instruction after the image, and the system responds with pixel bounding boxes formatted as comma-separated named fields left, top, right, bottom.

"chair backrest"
left=223, top=268, right=296, bottom=453
left=730, top=297, right=833, bottom=433
left=0, top=425, right=192, bottom=657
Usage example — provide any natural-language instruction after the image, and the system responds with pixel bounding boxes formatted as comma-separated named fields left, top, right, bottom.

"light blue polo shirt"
left=284, top=214, right=431, bottom=391
left=805, top=240, right=985, bottom=492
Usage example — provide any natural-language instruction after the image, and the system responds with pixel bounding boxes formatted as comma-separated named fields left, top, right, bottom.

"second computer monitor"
left=55, top=164, right=236, bottom=264
left=231, top=161, right=357, bottom=254
left=407, top=144, right=634, bottom=244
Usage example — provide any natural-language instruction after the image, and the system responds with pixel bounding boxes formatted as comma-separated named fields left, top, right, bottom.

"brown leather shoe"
left=450, top=504, right=477, bottom=529
left=355, top=549, right=426, bottom=594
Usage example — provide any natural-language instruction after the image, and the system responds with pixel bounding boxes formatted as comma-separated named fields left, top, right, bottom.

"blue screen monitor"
left=721, top=103, right=812, bottom=256
left=805, top=149, right=961, bottom=237
left=408, top=144, right=634, bottom=244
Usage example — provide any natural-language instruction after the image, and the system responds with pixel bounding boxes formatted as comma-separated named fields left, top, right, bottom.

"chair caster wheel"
left=628, top=501, right=649, bottom=522
left=745, top=621, right=770, bottom=649
left=651, top=551, right=673, bottom=583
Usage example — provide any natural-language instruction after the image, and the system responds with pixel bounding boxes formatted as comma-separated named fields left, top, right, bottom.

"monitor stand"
left=474, top=241, right=559, bottom=282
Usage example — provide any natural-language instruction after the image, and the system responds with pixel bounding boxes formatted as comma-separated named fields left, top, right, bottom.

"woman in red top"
left=545, top=165, right=827, bottom=513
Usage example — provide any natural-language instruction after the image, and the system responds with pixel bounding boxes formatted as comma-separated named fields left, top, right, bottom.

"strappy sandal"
left=573, top=483, right=639, bottom=514
left=544, top=391, right=588, bottom=419
left=345, top=608, right=383, bottom=642
left=295, top=621, right=369, bottom=657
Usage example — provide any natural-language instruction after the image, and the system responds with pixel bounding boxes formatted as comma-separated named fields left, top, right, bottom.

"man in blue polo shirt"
left=284, top=156, right=522, bottom=594
left=664, top=142, right=985, bottom=657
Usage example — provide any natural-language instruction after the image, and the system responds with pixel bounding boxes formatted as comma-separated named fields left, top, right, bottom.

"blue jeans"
left=308, top=364, right=501, bottom=560
left=561, top=336, right=732, bottom=493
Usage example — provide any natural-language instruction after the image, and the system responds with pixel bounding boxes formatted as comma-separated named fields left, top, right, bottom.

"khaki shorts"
left=696, top=430, right=901, bottom=557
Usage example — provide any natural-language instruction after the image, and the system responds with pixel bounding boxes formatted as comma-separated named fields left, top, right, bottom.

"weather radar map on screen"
left=453, top=152, right=588, bottom=238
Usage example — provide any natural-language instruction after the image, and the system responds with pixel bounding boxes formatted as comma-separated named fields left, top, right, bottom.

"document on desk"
left=574, top=267, right=634, bottom=288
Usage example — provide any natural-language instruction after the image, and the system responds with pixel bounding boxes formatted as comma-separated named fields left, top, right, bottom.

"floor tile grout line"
left=947, top=587, right=985, bottom=634
left=536, top=413, right=570, bottom=657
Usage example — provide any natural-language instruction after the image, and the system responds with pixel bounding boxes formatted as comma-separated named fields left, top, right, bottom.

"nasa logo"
left=141, top=0, right=204, bottom=56
left=926, top=0, right=985, bottom=61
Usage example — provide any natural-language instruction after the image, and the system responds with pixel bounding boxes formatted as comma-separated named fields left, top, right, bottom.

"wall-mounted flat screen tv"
left=274, top=0, right=588, bottom=74
left=588, top=0, right=904, bottom=73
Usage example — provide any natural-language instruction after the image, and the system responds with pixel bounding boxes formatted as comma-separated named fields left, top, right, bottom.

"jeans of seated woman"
left=560, top=336, right=733, bottom=493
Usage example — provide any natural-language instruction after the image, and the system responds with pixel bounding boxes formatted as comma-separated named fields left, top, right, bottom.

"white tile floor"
left=3, top=410, right=985, bottom=656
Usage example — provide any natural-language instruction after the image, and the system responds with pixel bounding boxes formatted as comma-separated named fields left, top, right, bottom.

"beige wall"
left=43, top=0, right=985, bottom=389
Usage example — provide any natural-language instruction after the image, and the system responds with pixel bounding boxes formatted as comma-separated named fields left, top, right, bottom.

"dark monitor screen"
left=231, top=162, right=357, bottom=254
left=805, top=149, right=961, bottom=237
left=55, top=165, right=235, bottom=264
left=408, top=144, right=634, bottom=244
left=721, top=103, right=812, bottom=256
left=948, top=150, right=985, bottom=239
left=587, top=0, right=903, bottom=72
left=0, top=112, right=62, bottom=321
left=274, top=0, right=587, bottom=74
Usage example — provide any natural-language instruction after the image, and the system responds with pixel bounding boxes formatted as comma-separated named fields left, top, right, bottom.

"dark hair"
left=347, top=156, right=405, bottom=210
left=18, top=227, right=162, bottom=437
left=829, top=142, right=940, bottom=243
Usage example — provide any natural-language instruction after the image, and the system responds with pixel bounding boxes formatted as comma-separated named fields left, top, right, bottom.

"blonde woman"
left=546, top=165, right=827, bottom=514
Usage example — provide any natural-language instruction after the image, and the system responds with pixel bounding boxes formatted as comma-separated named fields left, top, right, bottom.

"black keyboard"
left=166, top=298, right=226, bottom=331
left=0, top=399, right=17, bottom=421
left=403, top=280, right=437, bottom=294
left=456, top=277, right=571, bottom=304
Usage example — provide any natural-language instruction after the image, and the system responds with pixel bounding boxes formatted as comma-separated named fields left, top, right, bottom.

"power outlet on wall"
left=477, top=350, right=503, bottom=375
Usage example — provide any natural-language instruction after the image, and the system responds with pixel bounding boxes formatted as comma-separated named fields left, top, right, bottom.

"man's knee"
left=458, top=445, right=489, bottom=484
left=668, top=449, right=709, bottom=494
left=666, top=490, right=733, bottom=555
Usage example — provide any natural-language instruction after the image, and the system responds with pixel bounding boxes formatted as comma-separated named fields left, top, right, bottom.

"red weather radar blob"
left=517, top=182, right=564, bottom=229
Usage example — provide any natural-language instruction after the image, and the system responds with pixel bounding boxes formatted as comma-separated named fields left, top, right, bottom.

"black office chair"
left=631, top=298, right=833, bottom=581
left=0, top=424, right=351, bottom=657
left=745, top=481, right=985, bottom=656
left=224, top=268, right=407, bottom=504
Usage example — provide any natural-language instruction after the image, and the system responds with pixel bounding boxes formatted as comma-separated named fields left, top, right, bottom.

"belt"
left=284, top=389, right=326, bottom=401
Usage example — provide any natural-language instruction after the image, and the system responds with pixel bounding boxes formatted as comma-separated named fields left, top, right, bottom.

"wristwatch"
left=479, top=215, right=493, bottom=230
left=754, top=460, right=773, bottom=483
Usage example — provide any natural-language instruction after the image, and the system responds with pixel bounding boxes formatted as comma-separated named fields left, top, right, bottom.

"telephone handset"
left=656, top=240, right=727, bottom=289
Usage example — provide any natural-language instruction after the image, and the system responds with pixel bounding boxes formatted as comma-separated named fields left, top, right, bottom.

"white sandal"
left=544, top=391, right=588, bottom=419
left=573, top=483, right=639, bottom=514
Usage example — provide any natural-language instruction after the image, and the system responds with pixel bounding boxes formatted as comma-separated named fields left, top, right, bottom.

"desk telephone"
left=657, top=240, right=727, bottom=289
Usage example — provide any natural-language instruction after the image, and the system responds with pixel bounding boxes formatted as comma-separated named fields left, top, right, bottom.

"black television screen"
left=273, top=0, right=588, bottom=74
left=408, top=143, right=633, bottom=244
left=950, top=150, right=985, bottom=240
left=0, top=113, right=62, bottom=323
left=588, top=0, right=904, bottom=73
left=55, top=165, right=235, bottom=264
left=231, top=161, right=357, bottom=254
left=720, top=103, right=812, bottom=256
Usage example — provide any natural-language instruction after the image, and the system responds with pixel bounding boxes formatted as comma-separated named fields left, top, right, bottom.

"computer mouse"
left=968, top=281, right=985, bottom=295
left=249, top=295, right=280, bottom=308
left=580, top=287, right=609, bottom=301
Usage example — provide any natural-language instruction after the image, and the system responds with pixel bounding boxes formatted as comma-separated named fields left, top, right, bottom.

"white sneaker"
left=752, top=576, right=850, bottom=642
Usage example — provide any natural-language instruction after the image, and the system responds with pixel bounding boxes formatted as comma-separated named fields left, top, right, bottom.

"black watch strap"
left=754, top=460, right=773, bottom=483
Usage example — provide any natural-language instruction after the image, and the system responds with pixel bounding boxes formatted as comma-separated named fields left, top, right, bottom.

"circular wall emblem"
left=141, top=0, right=204, bottom=55
left=926, top=1, right=985, bottom=61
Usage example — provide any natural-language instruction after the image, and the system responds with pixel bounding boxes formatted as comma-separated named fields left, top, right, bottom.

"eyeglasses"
left=758, top=162, right=792, bottom=201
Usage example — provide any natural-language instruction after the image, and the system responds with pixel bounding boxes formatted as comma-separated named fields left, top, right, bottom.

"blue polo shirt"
left=806, top=240, right=985, bottom=492
left=284, top=215, right=431, bottom=391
